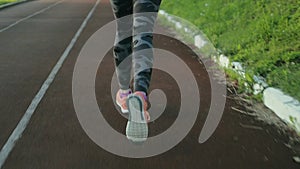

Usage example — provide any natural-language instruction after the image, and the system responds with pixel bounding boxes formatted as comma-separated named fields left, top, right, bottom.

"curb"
left=264, top=88, right=300, bottom=131
left=158, top=10, right=300, bottom=133
left=0, top=0, right=27, bottom=10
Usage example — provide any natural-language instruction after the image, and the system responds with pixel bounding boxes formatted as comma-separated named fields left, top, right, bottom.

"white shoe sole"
left=126, top=94, right=148, bottom=143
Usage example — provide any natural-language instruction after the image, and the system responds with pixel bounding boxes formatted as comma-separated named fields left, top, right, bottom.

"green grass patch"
left=161, top=0, right=300, bottom=100
left=0, top=0, right=18, bottom=6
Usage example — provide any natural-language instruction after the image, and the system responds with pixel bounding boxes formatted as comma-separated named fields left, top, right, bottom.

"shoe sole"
left=116, top=99, right=129, bottom=113
left=126, top=94, right=148, bottom=143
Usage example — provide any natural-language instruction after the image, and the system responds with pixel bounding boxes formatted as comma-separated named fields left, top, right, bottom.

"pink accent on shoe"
left=134, top=91, right=150, bottom=122
left=116, top=89, right=131, bottom=113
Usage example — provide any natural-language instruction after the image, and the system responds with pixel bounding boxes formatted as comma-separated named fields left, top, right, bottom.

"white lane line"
left=0, top=0, right=101, bottom=168
left=0, top=0, right=64, bottom=33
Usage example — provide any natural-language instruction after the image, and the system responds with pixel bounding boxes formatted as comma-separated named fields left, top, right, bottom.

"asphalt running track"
left=0, top=0, right=299, bottom=168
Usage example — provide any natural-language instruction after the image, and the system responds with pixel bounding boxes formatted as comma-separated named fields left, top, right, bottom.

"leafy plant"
left=161, top=0, right=300, bottom=100
left=0, top=0, right=18, bottom=6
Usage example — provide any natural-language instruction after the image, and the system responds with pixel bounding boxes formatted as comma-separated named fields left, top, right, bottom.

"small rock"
left=253, top=83, right=264, bottom=95
left=264, top=155, right=269, bottom=161
left=293, top=156, right=300, bottom=163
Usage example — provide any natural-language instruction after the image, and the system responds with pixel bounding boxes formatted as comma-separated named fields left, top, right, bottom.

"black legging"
left=110, top=0, right=162, bottom=95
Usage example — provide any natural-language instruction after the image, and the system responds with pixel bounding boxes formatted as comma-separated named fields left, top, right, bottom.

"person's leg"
left=110, top=0, right=133, bottom=90
left=110, top=0, right=133, bottom=113
left=125, top=0, right=162, bottom=142
left=132, top=0, right=162, bottom=96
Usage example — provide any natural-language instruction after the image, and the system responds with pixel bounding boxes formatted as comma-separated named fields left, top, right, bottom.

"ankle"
left=119, top=89, right=132, bottom=99
left=120, top=89, right=132, bottom=94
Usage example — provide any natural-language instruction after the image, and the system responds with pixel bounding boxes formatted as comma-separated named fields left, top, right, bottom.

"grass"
left=0, top=0, right=18, bottom=6
left=161, top=0, right=300, bottom=100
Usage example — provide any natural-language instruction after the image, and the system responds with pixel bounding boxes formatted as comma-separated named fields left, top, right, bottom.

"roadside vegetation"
left=0, top=0, right=17, bottom=6
left=161, top=0, right=300, bottom=100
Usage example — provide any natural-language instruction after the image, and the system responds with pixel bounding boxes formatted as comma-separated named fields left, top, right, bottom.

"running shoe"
left=126, top=91, right=149, bottom=142
left=116, top=89, right=132, bottom=113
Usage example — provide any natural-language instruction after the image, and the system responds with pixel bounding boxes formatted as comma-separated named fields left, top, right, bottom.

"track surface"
left=0, top=0, right=298, bottom=168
